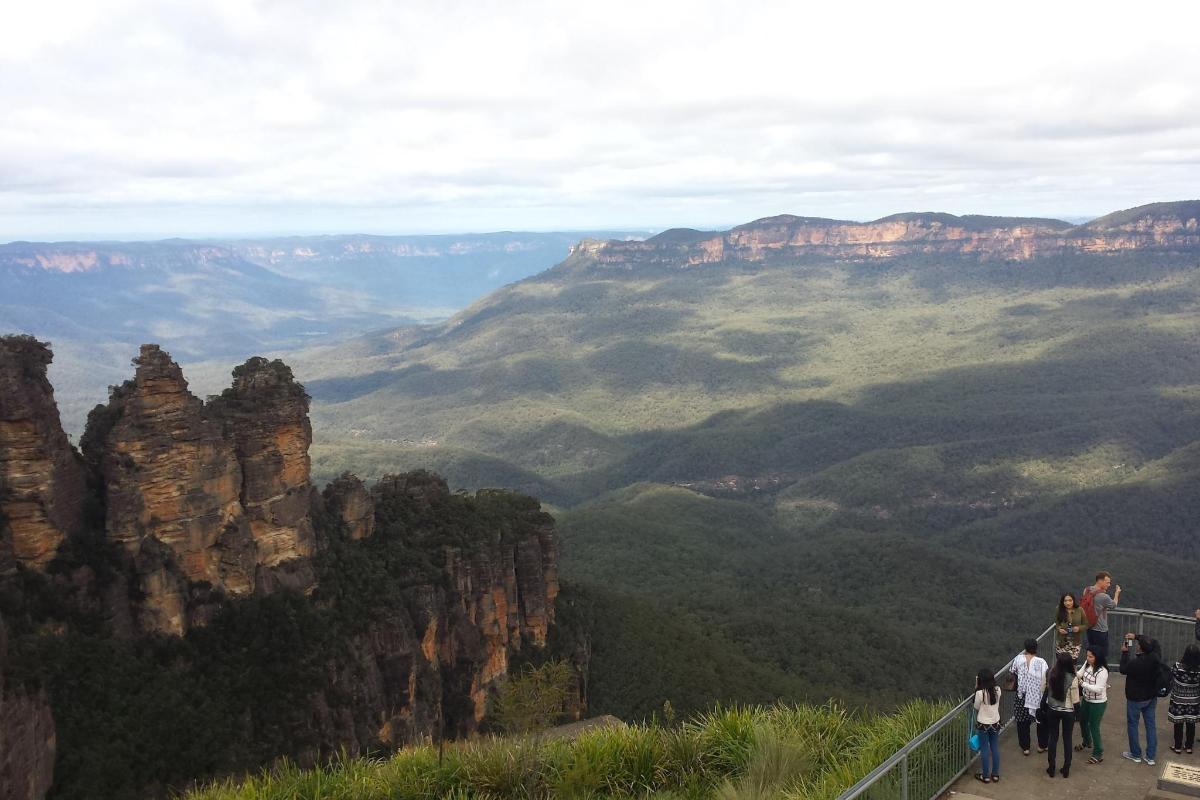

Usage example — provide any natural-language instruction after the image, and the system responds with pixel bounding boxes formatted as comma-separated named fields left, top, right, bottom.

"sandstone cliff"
left=0, top=337, right=87, bottom=574
left=76, top=346, right=319, bottom=634
left=303, top=472, right=567, bottom=757
left=82, top=345, right=260, bottom=634
left=571, top=200, right=1200, bottom=268
left=209, top=357, right=317, bottom=595
left=0, top=343, right=578, bottom=798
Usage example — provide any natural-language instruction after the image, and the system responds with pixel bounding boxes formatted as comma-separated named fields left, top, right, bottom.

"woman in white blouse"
left=1077, top=645, right=1109, bottom=763
left=974, top=668, right=1003, bottom=783
left=1010, top=637, right=1049, bottom=755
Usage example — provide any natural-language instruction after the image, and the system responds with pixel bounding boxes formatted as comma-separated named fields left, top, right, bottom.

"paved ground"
left=942, top=675, right=1195, bottom=800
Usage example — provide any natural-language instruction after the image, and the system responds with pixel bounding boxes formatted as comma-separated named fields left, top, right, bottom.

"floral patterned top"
left=1010, top=651, right=1049, bottom=711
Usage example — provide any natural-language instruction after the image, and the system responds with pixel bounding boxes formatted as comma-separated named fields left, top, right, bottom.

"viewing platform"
left=838, top=608, right=1198, bottom=800
left=944, top=673, right=1183, bottom=799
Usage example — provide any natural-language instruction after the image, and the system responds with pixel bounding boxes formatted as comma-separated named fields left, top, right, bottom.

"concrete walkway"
left=943, top=675, right=1194, bottom=800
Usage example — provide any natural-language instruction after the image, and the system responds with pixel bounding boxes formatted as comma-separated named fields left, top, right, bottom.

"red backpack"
left=1080, top=585, right=1100, bottom=626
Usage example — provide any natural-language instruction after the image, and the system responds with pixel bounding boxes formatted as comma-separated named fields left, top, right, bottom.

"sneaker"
left=1146, top=758, right=1156, bottom=766
left=1122, top=751, right=1142, bottom=763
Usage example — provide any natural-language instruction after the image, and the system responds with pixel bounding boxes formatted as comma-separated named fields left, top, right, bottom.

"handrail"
left=835, top=606, right=1197, bottom=800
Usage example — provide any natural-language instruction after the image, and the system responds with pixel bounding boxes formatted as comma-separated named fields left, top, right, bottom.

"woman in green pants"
left=1078, top=645, right=1109, bottom=763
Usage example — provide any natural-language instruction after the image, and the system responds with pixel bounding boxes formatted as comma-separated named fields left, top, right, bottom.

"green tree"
left=489, top=660, right=573, bottom=735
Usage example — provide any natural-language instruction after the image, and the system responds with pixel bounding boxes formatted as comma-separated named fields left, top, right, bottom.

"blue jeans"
left=1127, top=698, right=1157, bottom=760
left=978, top=726, right=1001, bottom=777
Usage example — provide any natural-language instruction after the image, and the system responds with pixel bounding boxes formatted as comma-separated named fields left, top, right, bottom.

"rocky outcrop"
left=210, top=358, right=317, bottom=594
left=0, top=343, right=579, bottom=798
left=82, top=345, right=256, bottom=634
left=304, top=473, right=566, bottom=752
left=322, top=472, right=375, bottom=541
left=572, top=200, right=1200, bottom=268
left=0, top=616, right=56, bottom=800
left=0, top=336, right=87, bottom=573
left=80, top=346, right=318, bottom=634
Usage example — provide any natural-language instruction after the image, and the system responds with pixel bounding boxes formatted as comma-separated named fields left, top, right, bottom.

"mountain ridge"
left=572, top=200, right=1200, bottom=269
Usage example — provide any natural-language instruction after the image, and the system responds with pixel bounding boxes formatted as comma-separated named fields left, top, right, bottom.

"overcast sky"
left=3, top=0, right=1199, bottom=240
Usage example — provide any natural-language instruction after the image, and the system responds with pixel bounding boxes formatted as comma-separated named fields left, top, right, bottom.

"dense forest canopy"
left=297, top=244, right=1200, bottom=718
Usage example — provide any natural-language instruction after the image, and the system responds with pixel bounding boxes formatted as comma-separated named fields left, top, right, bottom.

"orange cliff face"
left=0, top=337, right=88, bottom=573
left=209, top=357, right=318, bottom=594
left=579, top=202, right=1200, bottom=268
left=80, top=346, right=318, bottom=635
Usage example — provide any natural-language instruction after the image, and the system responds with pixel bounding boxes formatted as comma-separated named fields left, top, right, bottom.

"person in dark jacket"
left=1120, top=633, right=1160, bottom=765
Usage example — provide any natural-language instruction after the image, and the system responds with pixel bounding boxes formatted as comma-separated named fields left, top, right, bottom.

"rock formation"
left=81, top=345, right=258, bottom=634
left=322, top=472, right=375, bottom=541
left=571, top=200, right=1200, bottom=268
left=0, top=616, right=56, bottom=800
left=209, top=357, right=317, bottom=594
left=297, top=474, right=566, bottom=755
left=0, top=342, right=579, bottom=798
left=79, top=345, right=317, bottom=634
left=0, top=336, right=87, bottom=573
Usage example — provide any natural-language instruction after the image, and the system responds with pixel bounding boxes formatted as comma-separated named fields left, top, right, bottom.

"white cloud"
left=1, top=0, right=1198, bottom=238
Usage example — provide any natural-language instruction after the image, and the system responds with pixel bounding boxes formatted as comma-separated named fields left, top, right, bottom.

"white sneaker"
left=1121, top=751, right=1142, bottom=763
left=1146, top=758, right=1156, bottom=766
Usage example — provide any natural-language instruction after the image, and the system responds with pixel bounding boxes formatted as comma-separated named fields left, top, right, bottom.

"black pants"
left=1046, top=708, right=1075, bottom=772
left=1017, top=716, right=1048, bottom=752
left=1086, top=628, right=1109, bottom=660
left=1175, top=722, right=1197, bottom=750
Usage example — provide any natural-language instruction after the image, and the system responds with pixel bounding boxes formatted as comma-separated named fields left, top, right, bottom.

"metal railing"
left=836, top=607, right=1197, bottom=800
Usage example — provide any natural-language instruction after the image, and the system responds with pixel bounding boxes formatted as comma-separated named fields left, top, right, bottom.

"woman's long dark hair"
left=1056, top=592, right=1077, bottom=624
left=1182, top=644, right=1200, bottom=671
left=1086, top=645, right=1108, bottom=673
left=1049, top=652, right=1076, bottom=700
left=977, top=668, right=998, bottom=705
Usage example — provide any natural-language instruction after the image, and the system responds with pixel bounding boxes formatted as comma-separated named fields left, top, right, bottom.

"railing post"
left=1138, top=612, right=1145, bottom=635
left=901, top=753, right=909, bottom=800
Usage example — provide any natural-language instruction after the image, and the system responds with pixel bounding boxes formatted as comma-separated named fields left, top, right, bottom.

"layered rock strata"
left=210, top=357, right=317, bottom=594
left=0, top=342, right=578, bottom=798
left=309, top=473, right=565, bottom=752
left=572, top=201, right=1200, bottom=268
left=80, top=345, right=317, bottom=634
left=0, top=337, right=87, bottom=573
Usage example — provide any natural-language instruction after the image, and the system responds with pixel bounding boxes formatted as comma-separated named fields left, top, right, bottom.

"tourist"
left=1169, top=644, right=1200, bottom=755
left=1080, top=571, right=1120, bottom=658
left=1076, top=645, right=1108, bottom=764
left=973, top=668, right=1002, bottom=783
left=1054, top=591, right=1088, bottom=662
left=1120, top=633, right=1160, bottom=765
left=1044, top=652, right=1081, bottom=778
left=1010, top=637, right=1049, bottom=755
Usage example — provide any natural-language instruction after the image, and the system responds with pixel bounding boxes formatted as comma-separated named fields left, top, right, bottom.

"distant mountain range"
left=0, top=230, right=647, bottom=432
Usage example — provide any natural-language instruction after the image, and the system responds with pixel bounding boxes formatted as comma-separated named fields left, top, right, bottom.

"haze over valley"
left=3, top=3, right=1200, bottom=798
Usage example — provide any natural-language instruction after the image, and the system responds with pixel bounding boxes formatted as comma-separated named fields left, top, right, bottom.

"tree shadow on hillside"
left=307, top=337, right=788, bottom=405
left=557, top=326, right=1200, bottom=500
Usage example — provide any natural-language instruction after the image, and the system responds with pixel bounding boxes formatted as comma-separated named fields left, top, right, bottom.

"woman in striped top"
left=1169, top=644, right=1200, bottom=754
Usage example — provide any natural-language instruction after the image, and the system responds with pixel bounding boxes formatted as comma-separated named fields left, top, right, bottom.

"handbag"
left=968, top=707, right=981, bottom=752
left=1034, top=688, right=1049, bottom=724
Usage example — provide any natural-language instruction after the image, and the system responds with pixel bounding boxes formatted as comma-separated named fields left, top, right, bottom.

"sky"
left=2, top=0, right=1199, bottom=241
